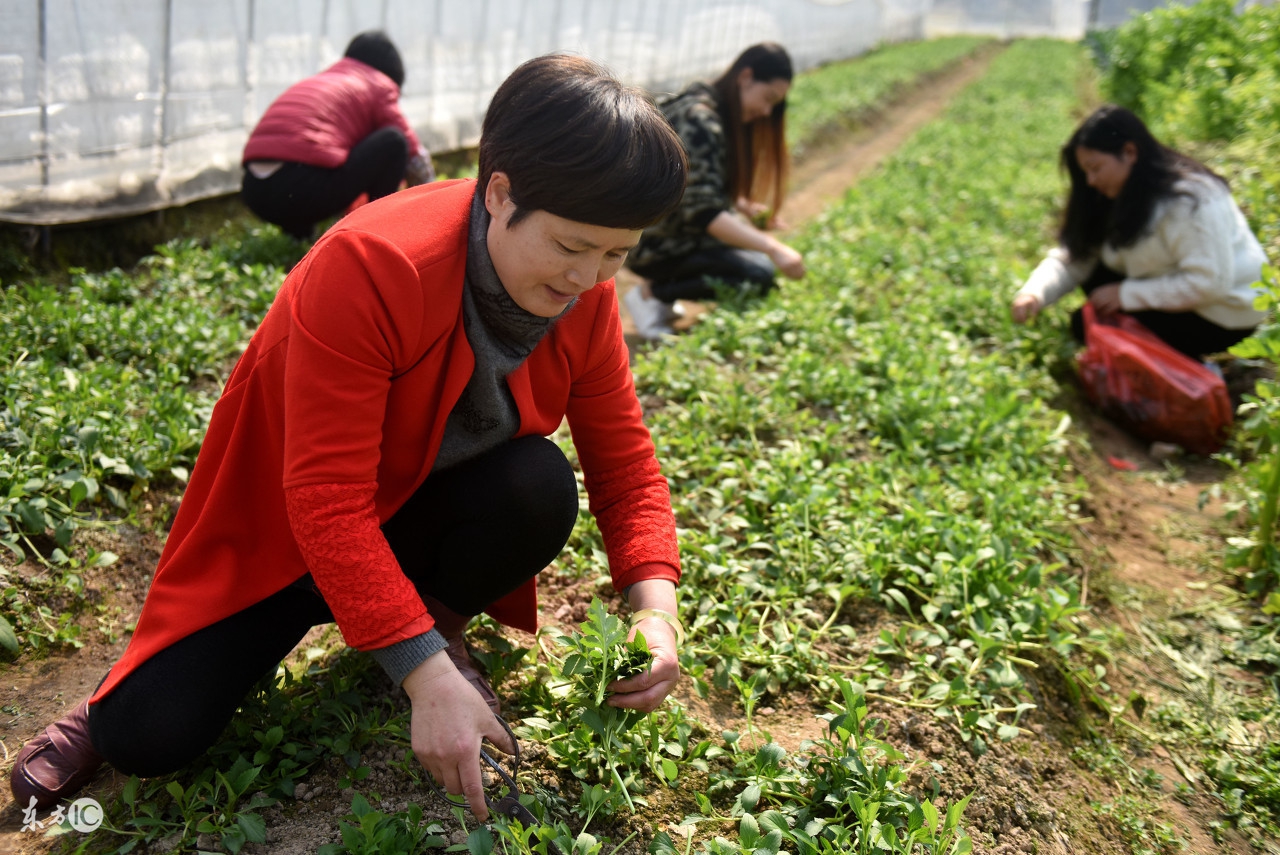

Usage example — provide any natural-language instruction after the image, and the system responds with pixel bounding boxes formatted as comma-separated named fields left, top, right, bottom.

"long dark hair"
left=479, top=54, right=687, bottom=230
left=1058, top=104, right=1225, bottom=257
left=710, top=43, right=793, bottom=216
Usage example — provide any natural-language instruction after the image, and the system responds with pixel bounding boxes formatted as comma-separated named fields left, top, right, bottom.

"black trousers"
left=1070, top=262, right=1255, bottom=360
left=240, top=126, right=410, bottom=239
left=89, top=436, right=578, bottom=776
left=632, top=246, right=776, bottom=303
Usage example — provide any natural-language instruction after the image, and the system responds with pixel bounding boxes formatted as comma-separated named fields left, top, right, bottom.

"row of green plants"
left=0, top=228, right=295, bottom=559
left=630, top=34, right=1090, bottom=758
left=50, top=38, right=1079, bottom=855
left=312, top=38, right=1094, bottom=855
left=59, top=601, right=974, bottom=855
left=0, top=36, right=995, bottom=661
left=479, top=37, right=1091, bottom=855
left=53, top=28, right=1278, bottom=854
left=541, top=25, right=1278, bottom=849
left=0, top=226, right=300, bottom=654
left=1091, top=0, right=1280, bottom=843
left=31, top=23, right=1280, bottom=854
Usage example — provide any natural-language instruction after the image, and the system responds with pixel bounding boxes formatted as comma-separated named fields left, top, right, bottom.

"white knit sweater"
left=1018, top=173, right=1269, bottom=330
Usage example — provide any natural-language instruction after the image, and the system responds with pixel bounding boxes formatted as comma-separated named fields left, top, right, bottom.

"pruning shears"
left=427, top=715, right=566, bottom=855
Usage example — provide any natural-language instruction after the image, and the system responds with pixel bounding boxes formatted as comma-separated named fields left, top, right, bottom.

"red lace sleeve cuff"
left=283, top=481, right=434, bottom=649
left=587, top=456, right=681, bottom=588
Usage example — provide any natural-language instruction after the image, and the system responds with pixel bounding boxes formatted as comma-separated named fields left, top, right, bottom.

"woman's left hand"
left=607, top=617, right=680, bottom=713
left=736, top=196, right=770, bottom=221
left=1089, top=283, right=1124, bottom=315
left=607, top=577, right=681, bottom=713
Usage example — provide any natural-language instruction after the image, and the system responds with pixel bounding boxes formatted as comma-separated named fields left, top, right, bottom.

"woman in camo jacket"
left=624, top=42, right=806, bottom=340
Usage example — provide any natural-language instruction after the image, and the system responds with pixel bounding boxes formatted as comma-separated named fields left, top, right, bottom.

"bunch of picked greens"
left=555, top=598, right=653, bottom=817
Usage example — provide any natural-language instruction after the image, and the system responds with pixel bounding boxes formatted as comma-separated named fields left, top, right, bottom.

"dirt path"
left=782, top=46, right=1002, bottom=226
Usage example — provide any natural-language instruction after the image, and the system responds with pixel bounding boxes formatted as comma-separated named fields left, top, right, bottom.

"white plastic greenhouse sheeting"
left=0, top=0, right=1124, bottom=225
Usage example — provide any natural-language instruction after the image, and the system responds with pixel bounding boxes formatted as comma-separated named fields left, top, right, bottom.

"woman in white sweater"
left=1012, top=105, right=1268, bottom=359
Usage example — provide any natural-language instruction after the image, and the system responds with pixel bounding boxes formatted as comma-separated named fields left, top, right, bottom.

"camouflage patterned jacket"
left=627, top=82, right=733, bottom=275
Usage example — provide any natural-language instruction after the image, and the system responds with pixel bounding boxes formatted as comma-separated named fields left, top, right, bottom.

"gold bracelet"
left=630, top=608, right=685, bottom=646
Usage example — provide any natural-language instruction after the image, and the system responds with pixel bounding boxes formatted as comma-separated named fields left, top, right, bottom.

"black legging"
left=632, top=246, right=776, bottom=303
left=1070, top=262, right=1255, bottom=360
left=240, top=126, right=410, bottom=239
left=89, top=436, right=578, bottom=776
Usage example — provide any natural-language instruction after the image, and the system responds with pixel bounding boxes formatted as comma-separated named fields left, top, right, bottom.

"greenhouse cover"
left=0, top=0, right=1166, bottom=225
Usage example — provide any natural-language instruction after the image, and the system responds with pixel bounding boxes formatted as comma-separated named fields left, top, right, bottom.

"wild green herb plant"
left=800, top=679, right=972, bottom=855
left=106, top=757, right=273, bottom=855
left=552, top=598, right=652, bottom=817
left=490, top=818, right=613, bottom=855
left=1227, top=265, right=1280, bottom=602
left=491, top=598, right=686, bottom=852
left=317, top=795, right=447, bottom=855
left=467, top=616, right=536, bottom=689
left=663, top=679, right=972, bottom=855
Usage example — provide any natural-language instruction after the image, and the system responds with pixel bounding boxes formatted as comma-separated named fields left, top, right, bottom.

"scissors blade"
left=489, top=793, right=540, bottom=826
left=487, top=796, right=568, bottom=855
left=479, top=749, right=568, bottom=855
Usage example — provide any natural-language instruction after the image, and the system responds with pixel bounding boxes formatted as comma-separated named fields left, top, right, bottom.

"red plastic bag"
left=1075, top=303, right=1232, bottom=454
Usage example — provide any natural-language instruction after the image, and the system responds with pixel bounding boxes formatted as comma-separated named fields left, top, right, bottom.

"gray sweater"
left=371, top=190, right=567, bottom=686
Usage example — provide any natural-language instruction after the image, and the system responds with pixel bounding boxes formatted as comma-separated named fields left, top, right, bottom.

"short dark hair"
left=478, top=54, right=687, bottom=230
left=345, top=31, right=405, bottom=89
left=1059, top=104, right=1224, bottom=256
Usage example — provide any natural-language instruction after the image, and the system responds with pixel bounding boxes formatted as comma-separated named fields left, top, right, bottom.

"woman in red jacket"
left=12, top=54, right=688, bottom=823
left=241, top=31, right=435, bottom=240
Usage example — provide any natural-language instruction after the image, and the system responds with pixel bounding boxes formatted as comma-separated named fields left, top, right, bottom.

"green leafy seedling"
left=556, top=599, right=653, bottom=818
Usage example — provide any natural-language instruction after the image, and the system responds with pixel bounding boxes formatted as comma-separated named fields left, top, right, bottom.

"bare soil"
left=2, top=45, right=1272, bottom=855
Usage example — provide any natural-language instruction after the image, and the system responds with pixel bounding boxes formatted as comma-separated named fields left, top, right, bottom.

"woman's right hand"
left=1010, top=293, right=1041, bottom=324
left=706, top=211, right=805, bottom=279
left=769, top=242, right=806, bottom=280
left=401, top=652, right=515, bottom=821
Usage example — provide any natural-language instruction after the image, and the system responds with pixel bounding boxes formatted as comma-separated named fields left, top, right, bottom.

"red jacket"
left=243, top=57, right=424, bottom=168
left=93, top=180, right=680, bottom=701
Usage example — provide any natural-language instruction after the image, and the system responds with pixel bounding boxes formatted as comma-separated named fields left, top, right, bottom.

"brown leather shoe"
left=10, top=699, right=105, bottom=810
left=444, top=636, right=501, bottom=715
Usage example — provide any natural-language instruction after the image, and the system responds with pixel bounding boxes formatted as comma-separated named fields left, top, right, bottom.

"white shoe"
left=624, top=287, right=675, bottom=341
